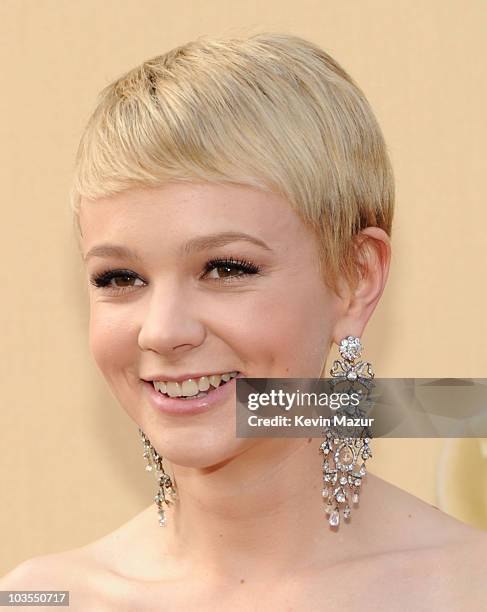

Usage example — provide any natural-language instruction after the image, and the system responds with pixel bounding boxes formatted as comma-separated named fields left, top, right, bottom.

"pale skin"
left=2, top=181, right=486, bottom=610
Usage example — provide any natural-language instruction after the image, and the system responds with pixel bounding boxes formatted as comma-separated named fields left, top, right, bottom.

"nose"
left=137, top=280, right=206, bottom=356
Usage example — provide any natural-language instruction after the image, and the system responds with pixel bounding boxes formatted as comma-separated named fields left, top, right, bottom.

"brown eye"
left=203, top=258, right=261, bottom=282
left=110, top=274, right=142, bottom=287
left=90, top=269, right=145, bottom=293
left=208, top=265, right=247, bottom=279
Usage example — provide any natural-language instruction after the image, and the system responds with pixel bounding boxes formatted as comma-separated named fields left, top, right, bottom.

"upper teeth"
left=152, top=372, right=239, bottom=397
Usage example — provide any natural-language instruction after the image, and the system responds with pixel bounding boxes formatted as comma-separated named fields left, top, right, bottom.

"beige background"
left=1, top=0, right=486, bottom=575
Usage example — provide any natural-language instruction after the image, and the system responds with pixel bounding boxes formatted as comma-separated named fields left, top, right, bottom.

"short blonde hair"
left=71, top=32, right=394, bottom=295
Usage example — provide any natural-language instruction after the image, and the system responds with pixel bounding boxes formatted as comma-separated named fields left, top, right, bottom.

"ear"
left=331, top=227, right=391, bottom=344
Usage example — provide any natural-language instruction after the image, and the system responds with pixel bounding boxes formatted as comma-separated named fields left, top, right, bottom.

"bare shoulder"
left=0, top=508, right=163, bottom=611
left=0, top=548, right=123, bottom=612
left=444, top=530, right=487, bottom=604
left=0, top=552, right=79, bottom=591
left=357, top=475, right=487, bottom=607
left=358, top=531, right=486, bottom=611
left=403, top=512, right=487, bottom=606
left=408, top=530, right=487, bottom=609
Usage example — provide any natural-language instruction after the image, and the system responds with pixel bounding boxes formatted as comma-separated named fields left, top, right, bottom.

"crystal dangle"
left=139, top=428, right=177, bottom=526
left=320, top=336, right=374, bottom=528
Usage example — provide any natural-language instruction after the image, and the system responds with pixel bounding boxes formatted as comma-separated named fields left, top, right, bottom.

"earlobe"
left=331, top=227, right=391, bottom=344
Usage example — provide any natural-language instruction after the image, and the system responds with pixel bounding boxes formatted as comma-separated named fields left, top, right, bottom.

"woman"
left=2, top=32, right=486, bottom=610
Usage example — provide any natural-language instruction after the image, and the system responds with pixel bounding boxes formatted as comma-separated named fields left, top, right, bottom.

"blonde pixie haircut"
left=71, top=32, right=394, bottom=296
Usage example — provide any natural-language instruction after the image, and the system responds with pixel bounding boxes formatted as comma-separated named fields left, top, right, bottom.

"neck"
left=154, top=438, right=377, bottom=582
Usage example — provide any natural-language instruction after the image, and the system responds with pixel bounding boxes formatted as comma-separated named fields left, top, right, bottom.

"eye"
left=89, top=257, right=262, bottom=295
left=90, top=269, right=145, bottom=294
left=202, top=257, right=261, bottom=282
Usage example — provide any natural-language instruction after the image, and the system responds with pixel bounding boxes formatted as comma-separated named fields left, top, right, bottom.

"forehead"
left=79, top=182, right=312, bottom=254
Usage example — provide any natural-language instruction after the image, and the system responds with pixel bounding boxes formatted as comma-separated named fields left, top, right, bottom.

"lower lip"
left=141, top=374, right=244, bottom=416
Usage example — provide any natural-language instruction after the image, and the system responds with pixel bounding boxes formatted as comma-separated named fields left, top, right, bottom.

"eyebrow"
left=83, top=231, right=273, bottom=262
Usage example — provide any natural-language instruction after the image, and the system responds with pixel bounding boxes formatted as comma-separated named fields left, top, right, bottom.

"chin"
left=150, top=433, right=256, bottom=470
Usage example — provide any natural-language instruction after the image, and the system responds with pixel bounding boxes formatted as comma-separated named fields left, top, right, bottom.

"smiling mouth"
left=147, top=371, right=240, bottom=400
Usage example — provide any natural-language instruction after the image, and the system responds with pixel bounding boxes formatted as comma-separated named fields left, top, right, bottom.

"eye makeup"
left=89, top=256, right=262, bottom=294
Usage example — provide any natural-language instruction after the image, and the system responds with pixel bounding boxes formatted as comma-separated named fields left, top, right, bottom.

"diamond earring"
left=320, top=335, right=374, bottom=528
left=139, top=428, right=178, bottom=526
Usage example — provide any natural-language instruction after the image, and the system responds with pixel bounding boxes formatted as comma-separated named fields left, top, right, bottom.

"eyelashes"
left=89, top=257, right=262, bottom=295
left=202, top=257, right=260, bottom=279
left=90, top=269, right=144, bottom=293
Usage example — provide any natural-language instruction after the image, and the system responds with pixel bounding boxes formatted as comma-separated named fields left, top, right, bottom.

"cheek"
left=216, top=282, right=334, bottom=377
left=88, top=305, right=138, bottom=381
left=263, top=298, right=332, bottom=376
